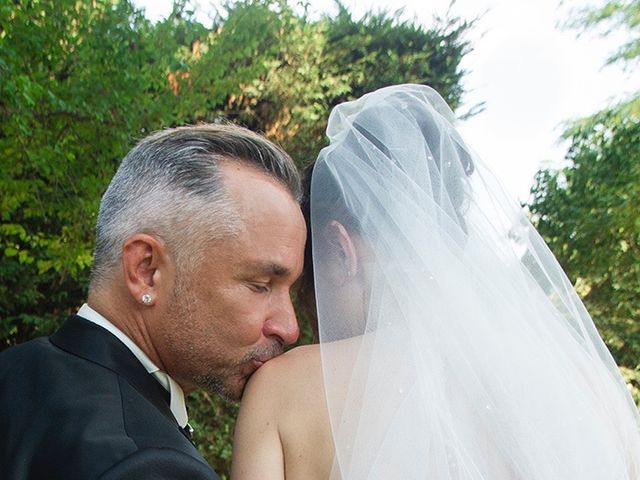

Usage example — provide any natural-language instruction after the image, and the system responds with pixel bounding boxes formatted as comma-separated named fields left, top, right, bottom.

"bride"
left=231, top=84, right=640, bottom=479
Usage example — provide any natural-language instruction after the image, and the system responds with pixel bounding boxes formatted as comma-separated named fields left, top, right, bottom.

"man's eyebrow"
left=247, top=262, right=290, bottom=277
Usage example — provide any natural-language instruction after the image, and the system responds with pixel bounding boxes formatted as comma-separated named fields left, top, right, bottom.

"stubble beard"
left=164, top=272, right=229, bottom=397
left=167, top=271, right=285, bottom=401
left=193, top=341, right=285, bottom=401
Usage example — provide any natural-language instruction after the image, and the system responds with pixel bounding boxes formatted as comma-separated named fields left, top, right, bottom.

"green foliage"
left=324, top=3, right=472, bottom=111
left=564, top=0, right=640, bottom=67
left=529, top=0, right=640, bottom=401
left=221, top=1, right=472, bottom=165
left=530, top=102, right=640, bottom=400
left=1, top=0, right=471, bottom=477
left=217, top=0, right=349, bottom=165
left=189, top=391, right=240, bottom=476
left=0, top=0, right=171, bottom=344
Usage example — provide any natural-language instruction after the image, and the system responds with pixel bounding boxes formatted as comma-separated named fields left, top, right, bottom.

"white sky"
left=134, top=0, right=637, bottom=201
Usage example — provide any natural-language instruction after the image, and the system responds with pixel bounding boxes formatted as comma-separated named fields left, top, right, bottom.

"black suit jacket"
left=0, top=315, right=220, bottom=480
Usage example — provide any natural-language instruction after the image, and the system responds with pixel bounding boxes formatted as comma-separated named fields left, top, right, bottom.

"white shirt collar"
left=77, top=303, right=188, bottom=428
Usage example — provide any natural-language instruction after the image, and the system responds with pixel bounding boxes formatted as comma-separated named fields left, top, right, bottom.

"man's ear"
left=323, top=220, right=358, bottom=282
left=121, top=234, right=169, bottom=307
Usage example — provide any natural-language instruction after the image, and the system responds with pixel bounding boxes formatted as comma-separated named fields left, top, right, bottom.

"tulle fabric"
left=311, top=84, right=640, bottom=479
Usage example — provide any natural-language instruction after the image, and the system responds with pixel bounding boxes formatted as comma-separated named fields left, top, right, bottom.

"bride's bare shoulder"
left=245, top=344, right=322, bottom=400
left=236, top=344, right=323, bottom=434
left=246, top=336, right=364, bottom=401
left=233, top=347, right=324, bottom=479
left=237, top=343, right=336, bottom=479
left=278, top=343, right=322, bottom=371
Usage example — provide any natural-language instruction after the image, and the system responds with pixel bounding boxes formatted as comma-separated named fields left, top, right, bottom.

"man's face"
left=159, top=161, right=306, bottom=400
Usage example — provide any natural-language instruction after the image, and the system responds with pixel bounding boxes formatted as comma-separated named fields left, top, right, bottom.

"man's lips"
left=250, top=350, right=282, bottom=370
left=251, top=358, right=265, bottom=369
left=246, top=343, right=284, bottom=374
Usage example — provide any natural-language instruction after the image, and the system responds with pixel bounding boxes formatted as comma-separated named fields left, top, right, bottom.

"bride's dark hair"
left=299, top=91, right=475, bottom=336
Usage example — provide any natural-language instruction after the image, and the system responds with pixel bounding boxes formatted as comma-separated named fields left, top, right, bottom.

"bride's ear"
left=323, top=220, right=358, bottom=283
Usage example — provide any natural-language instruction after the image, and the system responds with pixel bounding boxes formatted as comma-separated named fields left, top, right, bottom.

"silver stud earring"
left=141, top=293, right=153, bottom=305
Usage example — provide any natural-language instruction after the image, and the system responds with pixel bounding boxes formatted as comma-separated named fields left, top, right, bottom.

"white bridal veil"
left=310, top=84, right=640, bottom=479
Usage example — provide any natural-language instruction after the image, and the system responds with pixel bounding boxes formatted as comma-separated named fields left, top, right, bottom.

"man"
left=0, top=124, right=306, bottom=479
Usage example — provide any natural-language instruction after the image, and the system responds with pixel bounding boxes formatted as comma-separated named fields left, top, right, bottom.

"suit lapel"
left=50, top=315, right=175, bottom=424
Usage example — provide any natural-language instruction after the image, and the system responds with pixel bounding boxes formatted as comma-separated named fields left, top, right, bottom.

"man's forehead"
left=220, top=160, right=298, bottom=209
left=220, top=159, right=285, bottom=192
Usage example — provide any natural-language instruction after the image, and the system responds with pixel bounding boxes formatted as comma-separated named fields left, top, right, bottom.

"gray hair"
left=89, top=123, right=301, bottom=289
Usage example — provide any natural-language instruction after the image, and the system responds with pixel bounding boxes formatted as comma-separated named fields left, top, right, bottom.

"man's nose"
left=263, top=295, right=300, bottom=345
